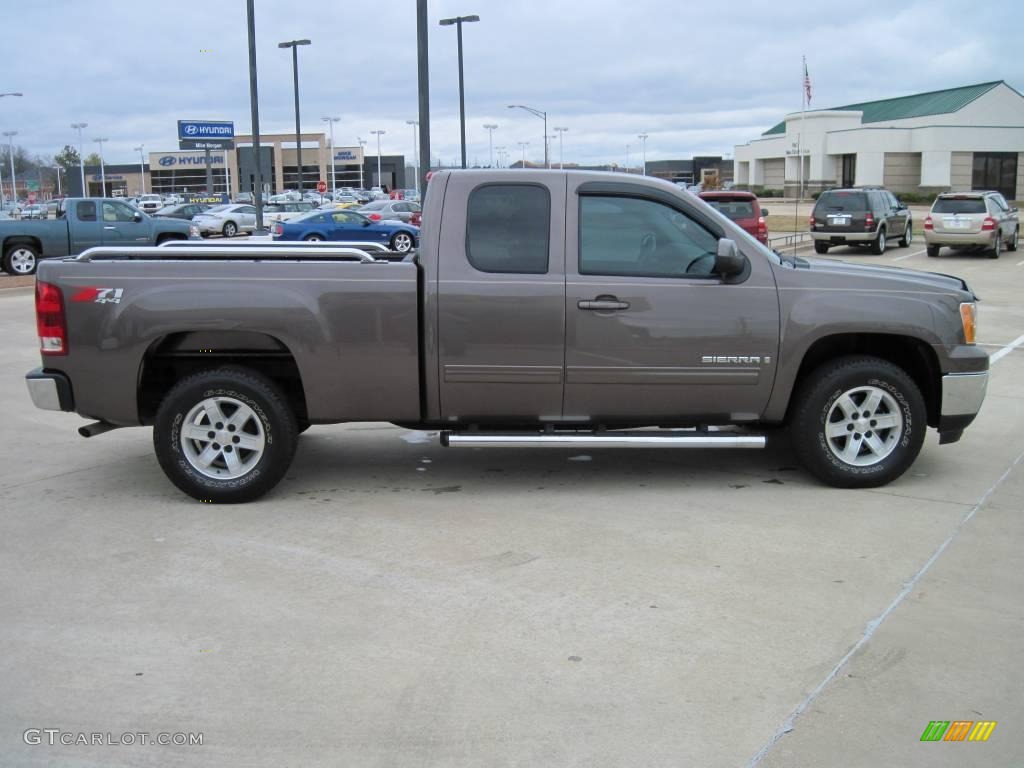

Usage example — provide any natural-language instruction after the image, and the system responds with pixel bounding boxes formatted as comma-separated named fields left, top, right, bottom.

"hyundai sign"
left=177, top=120, right=235, bottom=150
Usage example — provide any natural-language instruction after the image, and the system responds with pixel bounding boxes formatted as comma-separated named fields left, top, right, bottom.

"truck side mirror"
left=132, top=211, right=143, bottom=222
left=714, top=238, right=746, bottom=277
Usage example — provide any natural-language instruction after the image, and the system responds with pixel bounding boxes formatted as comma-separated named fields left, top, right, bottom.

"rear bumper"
left=937, top=371, right=988, bottom=443
left=924, top=230, right=996, bottom=247
left=811, top=230, right=876, bottom=243
left=25, top=367, right=74, bottom=412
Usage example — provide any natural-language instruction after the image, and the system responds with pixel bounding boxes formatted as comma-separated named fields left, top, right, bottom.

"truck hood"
left=794, top=255, right=975, bottom=299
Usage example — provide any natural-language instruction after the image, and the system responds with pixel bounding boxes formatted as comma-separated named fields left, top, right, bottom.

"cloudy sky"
left=3, top=0, right=1022, bottom=168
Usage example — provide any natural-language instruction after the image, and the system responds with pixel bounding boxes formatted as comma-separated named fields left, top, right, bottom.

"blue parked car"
left=272, top=209, right=419, bottom=253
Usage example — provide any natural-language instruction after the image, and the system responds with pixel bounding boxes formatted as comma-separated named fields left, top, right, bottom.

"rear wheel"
left=222, top=221, right=238, bottom=238
left=3, top=244, right=39, bottom=276
left=899, top=220, right=913, bottom=247
left=153, top=367, right=298, bottom=503
left=390, top=232, right=414, bottom=253
left=813, top=241, right=830, bottom=255
left=926, top=244, right=940, bottom=258
left=790, top=355, right=925, bottom=488
left=1007, top=228, right=1018, bottom=252
left=870, top=226, right=886, bottom=255
left=989, top=233, right=1002, bottom=259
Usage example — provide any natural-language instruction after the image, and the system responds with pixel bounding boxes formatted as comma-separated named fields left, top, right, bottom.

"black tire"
left=898, top=220, right=912, bottom=248
left=790, top=355, right=926, bottom=488
left=222, top=221, right=238, bottom=238
left=813, top=241, right=830, bottom=254
left=988, top=233, right=1001, bottom=259
left=390, top=231, right=414, bottom=253
left=870, top=226, right=886, bottom=255
left=3, top=243, right=39, bottom=276
left=153, top=367, right=298, bottom=503
left=1008, top=228, right=1019, bottom=252
left=926, top=245, right=940, bottom=258
left=304, top=234, right=324, bottom=242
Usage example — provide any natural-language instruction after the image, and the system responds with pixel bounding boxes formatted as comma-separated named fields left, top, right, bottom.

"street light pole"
left=371, top=130, right=385, bottom=190
left=518, top=141, right=529, bottom=168
left=357, top=137, right=367, bottom=189
left=553, top=127, right=568, bottom=169
left=483, top=123, right=497, bottom=167
left=507, top=105, right=548, bottom=168
left=133, top=144, right=145, bottom=194
left=52, top=166, right=63, bottom=197
left=71, top=122, right=88, bottom=197
left=625, top=144, right=631, bottom=174
left=2, top=131, right=16, bottom=204
left=246, top=0, right=266, bottom=229
left=406, top=120, right=419, bottom=195
left=1, top=93, right=22, bottom=206
left=494, top=146, right=505, bottom=168
left=439, top=15, right=480, bottom=170
left=637, top=133, right=648, bottom=176
left=94, top=138, right=108, bottom=196
left=278, top=38, right=311, bottom=192
left=322, top=116, right=340, bottom=194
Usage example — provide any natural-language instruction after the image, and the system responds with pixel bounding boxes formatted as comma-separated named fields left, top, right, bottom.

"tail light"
left=864, top=213, right=874, bottom=231
left=273, top=222, right=283, bottom=236
left=981, top=217, right=996, bottom=231
left=368, top=213, right=382, bottom=221
left=757, top=216, right=768, bottom=242
left=924, top=216, right=933, bottom=230
left=808, top=214, right=815, bottom=230
left=36, top=281, right=67, bottom=355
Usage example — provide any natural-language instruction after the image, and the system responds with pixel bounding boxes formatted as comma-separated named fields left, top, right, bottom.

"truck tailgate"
left=38, top=256, right=421, bottom=425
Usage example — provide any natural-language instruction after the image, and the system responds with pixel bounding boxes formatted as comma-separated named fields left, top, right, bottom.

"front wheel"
left=222, top=221, right=238, bottom=238
left=790, top=355, right=926, bottom=488
left=390, top=231, right=414, bottom=253
left=3, top=244, right=39, bottom=276
left=304, top=234, right=324, bottom=242
left=899, top=220, right=912, bottom=248
left=153, top=368, right=298, bottom=503
left=814, top=241, right=830, bottom=254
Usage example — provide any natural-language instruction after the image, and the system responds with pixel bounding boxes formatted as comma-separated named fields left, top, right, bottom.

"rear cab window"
left=466, top=184, right=550, bottom=274
left=76, top=201, right=97, bottom=221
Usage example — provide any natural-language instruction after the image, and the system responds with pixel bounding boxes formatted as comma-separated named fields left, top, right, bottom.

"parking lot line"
left=1016, top=259, right=1024, bottom=266
left=990, top=333, right=1024, bottom=365
left=893, top=248, right=926, bottom=261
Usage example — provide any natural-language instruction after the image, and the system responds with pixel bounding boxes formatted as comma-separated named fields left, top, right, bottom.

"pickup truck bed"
left=25, top=170, right=989, bottom=503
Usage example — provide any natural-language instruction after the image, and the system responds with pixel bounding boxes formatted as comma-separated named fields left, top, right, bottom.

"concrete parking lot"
left=1, top=242, right=1022, bottom=766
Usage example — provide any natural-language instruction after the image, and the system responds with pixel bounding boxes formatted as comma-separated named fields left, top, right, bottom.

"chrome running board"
left=441, top=430, right=765, bottom=449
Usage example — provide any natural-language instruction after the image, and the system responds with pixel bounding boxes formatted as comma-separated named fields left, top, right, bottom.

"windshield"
left=933, top=197, right=987, bottom=214
left=816, top=191, right=868, bottom=213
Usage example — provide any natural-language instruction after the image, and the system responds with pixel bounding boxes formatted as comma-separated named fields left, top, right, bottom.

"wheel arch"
left=783, top=333, right=941, bottom=427
left=3, top=235, right=43, bottom=257
left=137, top=330, right=308, bottom=427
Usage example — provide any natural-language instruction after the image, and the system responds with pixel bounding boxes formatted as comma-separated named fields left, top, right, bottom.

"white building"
left=734, top=81, right=1024, bottom=199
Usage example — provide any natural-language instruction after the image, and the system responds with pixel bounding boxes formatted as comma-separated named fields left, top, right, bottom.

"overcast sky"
left=3, top=0, right=1022, bottom=168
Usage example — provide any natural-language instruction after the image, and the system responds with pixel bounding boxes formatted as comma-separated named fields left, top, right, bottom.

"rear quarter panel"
left=38, top=258, right=421, bottom=425
left=0, top=219, right=71, bottom=257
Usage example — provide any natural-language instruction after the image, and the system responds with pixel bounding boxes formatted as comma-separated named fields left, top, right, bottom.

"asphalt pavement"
left=0, top=240, right=1022, bottom=767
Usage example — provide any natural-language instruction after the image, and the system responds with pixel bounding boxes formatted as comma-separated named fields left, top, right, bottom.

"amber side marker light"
left=960, top=302, right=977, bottom=345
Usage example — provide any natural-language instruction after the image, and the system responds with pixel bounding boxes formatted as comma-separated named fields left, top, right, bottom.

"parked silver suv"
left=924, top=191, right=1019, bottom=258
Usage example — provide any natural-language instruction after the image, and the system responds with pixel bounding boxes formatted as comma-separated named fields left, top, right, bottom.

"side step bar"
left=441, top=431, right=765, bottom=449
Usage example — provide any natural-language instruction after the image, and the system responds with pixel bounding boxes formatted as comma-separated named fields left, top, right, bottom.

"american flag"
left=803, top=56, right=812, bottom=106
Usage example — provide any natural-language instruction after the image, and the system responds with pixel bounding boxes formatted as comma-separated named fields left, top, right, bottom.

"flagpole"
left=800, top=55, right=806, bottom=201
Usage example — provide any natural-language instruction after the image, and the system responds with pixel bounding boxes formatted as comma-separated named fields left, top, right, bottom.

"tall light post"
left=52, top=165, right=63, bottom=197
left=2, top=131, right=16, bottom=204
left=70, top=122, right=88, bottom=197
left=371, top=130, right=385, bottom=190
left=132, top=144, right=145, bottom=194
left=94, top=137, right=108, bottom=196
left=1, top=94, right=22, bottom=206
left=482, top=123, right=497, bottom=167
left=517, top=141, right=529, bottom=168
left=494, top=145, right=505, bottom=168
left=322, top=116, right=340, bottom=194
left=357, top=137, right=367, bottom=189
left=508, top=104, right=548, bottom=168
left=406, top=120, right=419, bottom=194
left=278, top=38, right=311, bottom=192
left=553, top=127, right=568, bottom=169
left=637, top=133, right=648, bottom=176
left=625, top=144, right=631, bottom=174
left=439, top=14, right=480, bottom=169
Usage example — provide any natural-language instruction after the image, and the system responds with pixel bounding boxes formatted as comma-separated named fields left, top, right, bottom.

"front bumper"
left=938, top=371, right=988, bottom=444
left=25, top=368, right=74, bottom=412
left=924, top=230, right=996, bottom=247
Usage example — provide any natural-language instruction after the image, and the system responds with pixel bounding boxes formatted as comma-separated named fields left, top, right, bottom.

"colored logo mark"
left=920, top=720, right=997, bottom=742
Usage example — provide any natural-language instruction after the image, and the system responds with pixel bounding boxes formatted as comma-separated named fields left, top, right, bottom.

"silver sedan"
left=191, top=204, right=258, bottom=237
left=356, top=200, right=422, bottom=224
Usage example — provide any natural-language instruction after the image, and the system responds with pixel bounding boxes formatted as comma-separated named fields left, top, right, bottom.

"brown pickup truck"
left=25, top=170, right=988, bottom=502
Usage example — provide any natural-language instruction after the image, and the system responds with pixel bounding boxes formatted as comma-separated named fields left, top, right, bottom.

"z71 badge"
left=71, top=287, right=124, bottom=305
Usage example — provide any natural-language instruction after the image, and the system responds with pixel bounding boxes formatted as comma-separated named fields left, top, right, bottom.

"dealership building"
left=733, top=81, right=1024, bottom=199
left=68, top=131, right=408, bottom=198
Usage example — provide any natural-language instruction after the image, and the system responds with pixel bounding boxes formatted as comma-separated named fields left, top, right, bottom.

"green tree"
left=83, top=152, right=102, bottom=166
left=54, top=145, right=80, bottom=177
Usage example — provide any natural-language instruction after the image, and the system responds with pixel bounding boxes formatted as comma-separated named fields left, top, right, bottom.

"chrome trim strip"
left=74, top=245, right=379, bottom=263
left=444, top=432, right=765, bottom=449
left=941, top=372, right=989, bottom=417
left=26, top=377, right=61, bottom=411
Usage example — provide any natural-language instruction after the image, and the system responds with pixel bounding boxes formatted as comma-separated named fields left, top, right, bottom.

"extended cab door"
left=70, top=200, right=103, bottom=253
left=100, top=200, right=151, bottom=245
left=436, top=176, right=566, bottom=421
left=563, top=180, right=780, bottom=423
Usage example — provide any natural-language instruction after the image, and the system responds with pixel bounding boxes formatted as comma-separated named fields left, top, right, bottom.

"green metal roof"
left=762, top=81, right=1005, bottom=135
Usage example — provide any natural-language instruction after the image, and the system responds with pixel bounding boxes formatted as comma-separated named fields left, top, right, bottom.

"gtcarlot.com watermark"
left=24, top=729, right=203, bottom=747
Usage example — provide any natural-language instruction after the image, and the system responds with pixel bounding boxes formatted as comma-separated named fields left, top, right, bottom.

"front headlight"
left=959, top=302, right=977, bottom=344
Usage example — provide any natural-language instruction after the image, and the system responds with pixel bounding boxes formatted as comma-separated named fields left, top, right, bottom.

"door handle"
left=578, top=296, right=630, bottom=311
left=103, top=225, right=117, bottom=230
